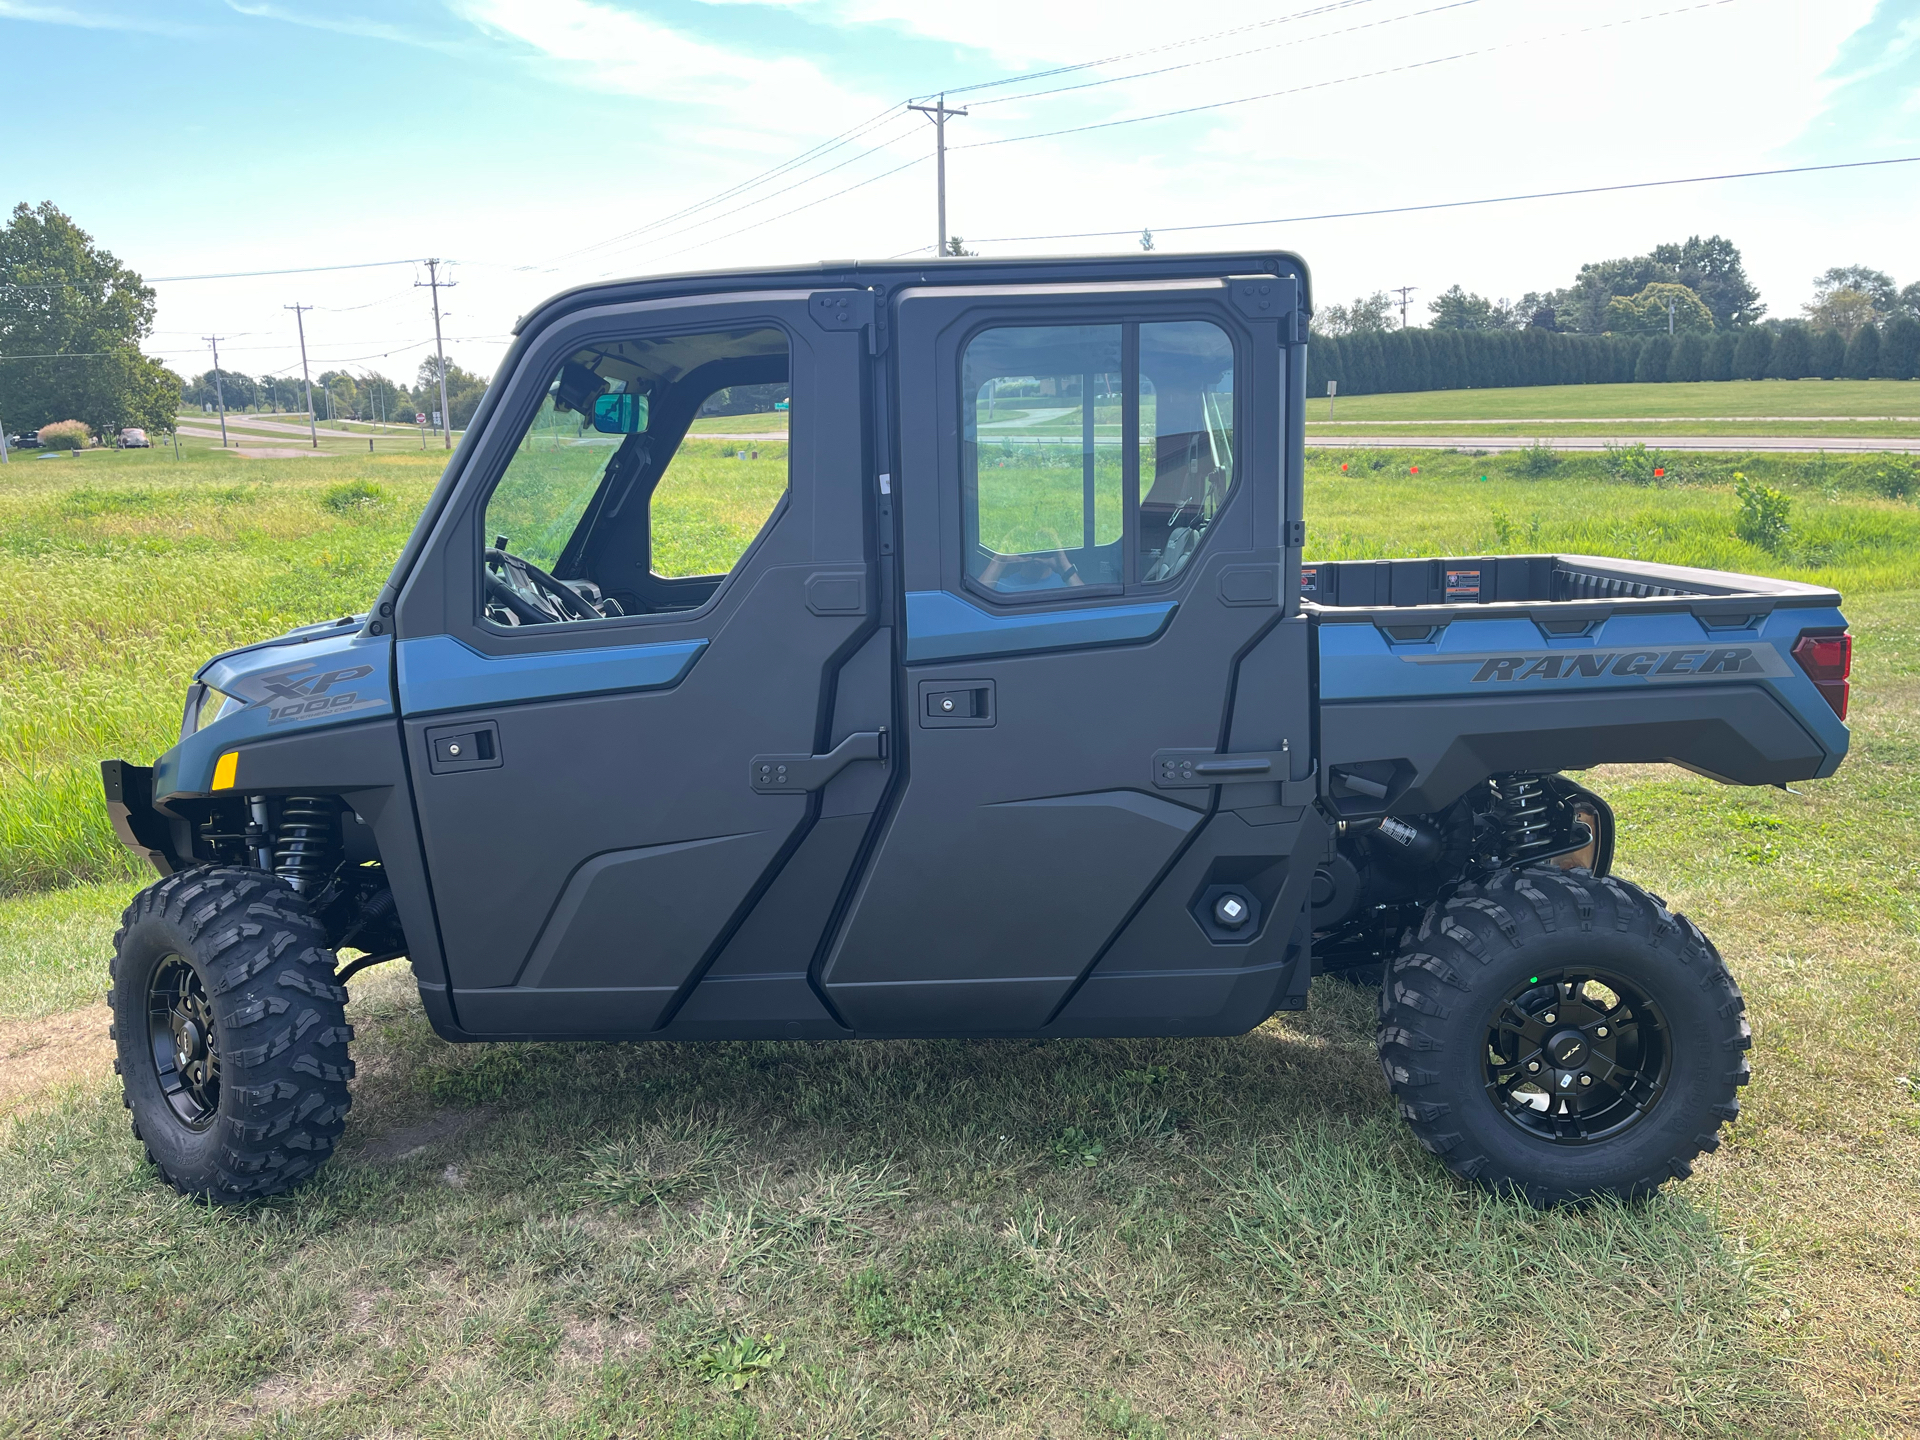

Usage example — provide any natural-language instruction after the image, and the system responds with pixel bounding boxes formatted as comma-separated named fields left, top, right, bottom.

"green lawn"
left=1309, top=378, right=1920, bottom=423
left=0, top=444, right=1916, bottom=1435
left=1309, top=419, right=1920, bottom=440
left=687, top=412, right=789, bottom=436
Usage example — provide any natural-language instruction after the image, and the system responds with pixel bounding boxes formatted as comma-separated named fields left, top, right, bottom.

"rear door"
left=820, top=276, right=1313, bottom=1034
left=393, top=290, right=882, bottom=1035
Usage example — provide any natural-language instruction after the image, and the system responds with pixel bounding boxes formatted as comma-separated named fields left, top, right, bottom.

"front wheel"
left=108, top=867, right=355, bottom=1202
left=1378, top=867, right=1750, bottom=1206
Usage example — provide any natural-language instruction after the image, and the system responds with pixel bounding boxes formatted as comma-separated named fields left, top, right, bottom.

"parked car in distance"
left=119, top=428, right=151, bottom=448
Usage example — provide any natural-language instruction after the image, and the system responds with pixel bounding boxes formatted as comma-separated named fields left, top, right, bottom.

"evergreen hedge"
left=1306, top=320, right=1920, bottom=395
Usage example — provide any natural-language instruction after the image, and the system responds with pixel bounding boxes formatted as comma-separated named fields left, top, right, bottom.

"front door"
left=395, top=292, right=879, bottom=1035
left=820, top=278, right=1313, bottom=1034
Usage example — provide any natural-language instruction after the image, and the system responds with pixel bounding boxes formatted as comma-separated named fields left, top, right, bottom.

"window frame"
left=954, top=311, right=1241, bottom=608
left=469, top=314, right=799, bottom=638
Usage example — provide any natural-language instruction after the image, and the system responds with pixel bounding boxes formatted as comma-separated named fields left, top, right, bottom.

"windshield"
left=485, top=397, right=621, bottom=570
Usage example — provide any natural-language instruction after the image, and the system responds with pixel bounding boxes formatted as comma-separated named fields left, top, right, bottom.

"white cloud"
left=223, top=2, right=463, bottom=50
left=449, top=0, right=885, bottom=134
left=0, top=0, right=195, bottom=34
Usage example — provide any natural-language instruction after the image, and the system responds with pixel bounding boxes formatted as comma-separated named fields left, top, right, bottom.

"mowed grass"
left=0, top=442, right=1915, bottom=1434
left=1306, top=377, right=1920, bottom=423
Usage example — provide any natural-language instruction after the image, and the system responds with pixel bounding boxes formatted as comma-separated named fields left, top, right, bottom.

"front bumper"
left=101, top=760, right=179, bottom=876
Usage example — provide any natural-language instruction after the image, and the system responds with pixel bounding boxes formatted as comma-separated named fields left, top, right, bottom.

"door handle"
left=1153, top=746, right=1316, bottom=803
left=751, top=729, right=887, bottom=793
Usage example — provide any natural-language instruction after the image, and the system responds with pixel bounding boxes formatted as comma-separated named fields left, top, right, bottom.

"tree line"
left=181, top=356, right=490, bottom=430
left=1310, top=235, right=1920, bottom=395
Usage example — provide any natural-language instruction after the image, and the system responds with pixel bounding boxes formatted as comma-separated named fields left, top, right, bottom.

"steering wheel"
left=484, top=548, right=603, bottom=624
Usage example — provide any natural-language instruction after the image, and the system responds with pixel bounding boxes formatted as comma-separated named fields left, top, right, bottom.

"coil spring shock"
left=272, top=796, right=339, bottom=894
left=1491, top=773, right=1555, bottom=864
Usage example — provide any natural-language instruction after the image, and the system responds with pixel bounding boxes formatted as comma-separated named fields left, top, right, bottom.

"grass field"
left=0, top=441, right=1916, bottom=1435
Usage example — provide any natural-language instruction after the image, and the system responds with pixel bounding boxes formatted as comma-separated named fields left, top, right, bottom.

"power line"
left=149, top=257, right=426, bottom=283
left=550, top=104, right=912, bottom=265
left=923, top=0, right=1388, bottom=100
left=581, top=115, right=928, bottom=267
left=557, top=0, right=1402, bottom=270
left=641, top=156, right=930, bottom=267
left=968, top=0, right=1484, bottom=109
left=969, top=154, right=1920, bottom=245
left=955, top=0, right=1741, bottom=152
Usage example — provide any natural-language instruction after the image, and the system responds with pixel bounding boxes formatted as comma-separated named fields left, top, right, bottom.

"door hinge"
left=808, top=289, right=880, bottom=352
left=1286, top=520, right=1306, bottom=547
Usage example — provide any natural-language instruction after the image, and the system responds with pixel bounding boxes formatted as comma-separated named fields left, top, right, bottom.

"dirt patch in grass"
left=0, top=1000, right=110, bottom=1116
left=349, top=1104, right=496, bottom=1162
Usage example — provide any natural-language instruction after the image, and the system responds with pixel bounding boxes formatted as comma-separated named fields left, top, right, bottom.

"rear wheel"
left=108, top=867, right=355, bottom=1203
left=1377, top=867, right=1749, bottom=1206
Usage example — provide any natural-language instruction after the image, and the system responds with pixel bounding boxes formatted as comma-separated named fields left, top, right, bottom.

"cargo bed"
left=1304, top=554, right=1851, bottom=815
left=1301, top=553, right=1841, bottom=623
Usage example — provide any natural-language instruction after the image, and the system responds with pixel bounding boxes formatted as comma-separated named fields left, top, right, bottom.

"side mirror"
left=591, top=391, right=648, bottom=434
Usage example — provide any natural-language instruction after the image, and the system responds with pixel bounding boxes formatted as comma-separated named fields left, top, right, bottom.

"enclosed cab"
left=101, top=253, right=1847, bottom=1206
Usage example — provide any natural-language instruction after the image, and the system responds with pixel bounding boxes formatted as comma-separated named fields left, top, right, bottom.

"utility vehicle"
left=101, top=252, right=1852, bottom=1206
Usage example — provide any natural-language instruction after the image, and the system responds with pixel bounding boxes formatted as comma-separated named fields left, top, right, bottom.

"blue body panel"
left=904, top=589, right=1176, bottom=663
left=395, top=634, right=708, bottom=717
left=1315, top=603, right=1852, bottom=767
left=156, top=628, right=396, bottom=799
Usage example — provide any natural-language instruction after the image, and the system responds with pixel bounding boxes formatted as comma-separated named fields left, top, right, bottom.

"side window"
left=481, top=327, right=789, bottom=625
left=960, top=319, right=1234, bottom=600
left=962, top=325, right=1123, bottom=594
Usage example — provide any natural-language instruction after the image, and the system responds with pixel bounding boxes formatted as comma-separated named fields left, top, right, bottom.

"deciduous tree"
left=1607, top=283, right=1714, bottom=335
left=0, top=201, right=181, bottom=435
left=1310, top=292, right=1395, bottom=338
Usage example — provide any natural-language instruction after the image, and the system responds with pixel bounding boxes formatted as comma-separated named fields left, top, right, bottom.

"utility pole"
left=286, top=304, right=317, bottom=448
left=203, top=335, right=229, bottom=447
left=908, top=96, right=967, bottom=256
left=1667, top=297, right=1676, bottom=335
left=1390, top=286, right=1418, bottom=330
left=416, top=259, right=456, bottom=449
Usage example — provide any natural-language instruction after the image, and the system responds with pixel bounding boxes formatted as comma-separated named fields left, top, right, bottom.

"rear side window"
left=961, top=320, right=1235, bottom=599
left=962, top=325, right=1123, bottom=594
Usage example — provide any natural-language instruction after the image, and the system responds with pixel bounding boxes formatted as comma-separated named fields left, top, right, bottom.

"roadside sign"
left=432, top=411, right=443, bottom=428
left=416, top=412, right=427, bottom=425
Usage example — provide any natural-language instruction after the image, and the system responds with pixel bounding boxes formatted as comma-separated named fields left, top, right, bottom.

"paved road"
left=178, top=414, right=450, bottom=442
left=1305, top=434, right=1920, bottom=454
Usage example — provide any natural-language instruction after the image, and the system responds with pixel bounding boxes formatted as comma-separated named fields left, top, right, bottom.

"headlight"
left=185, top=683, right=245, bottom=737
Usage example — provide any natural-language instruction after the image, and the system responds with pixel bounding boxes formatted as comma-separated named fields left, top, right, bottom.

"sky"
left=1, top=0, right=1915, bottom=389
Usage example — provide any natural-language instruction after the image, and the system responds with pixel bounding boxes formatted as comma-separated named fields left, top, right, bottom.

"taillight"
left=1792, top=631, right=1852, bottom=720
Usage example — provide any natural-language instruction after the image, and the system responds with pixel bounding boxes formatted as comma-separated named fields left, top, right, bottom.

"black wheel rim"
left=148, top=953, right=220, bottom=1130
left=1483, top=967, right=1670, bottom=1144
